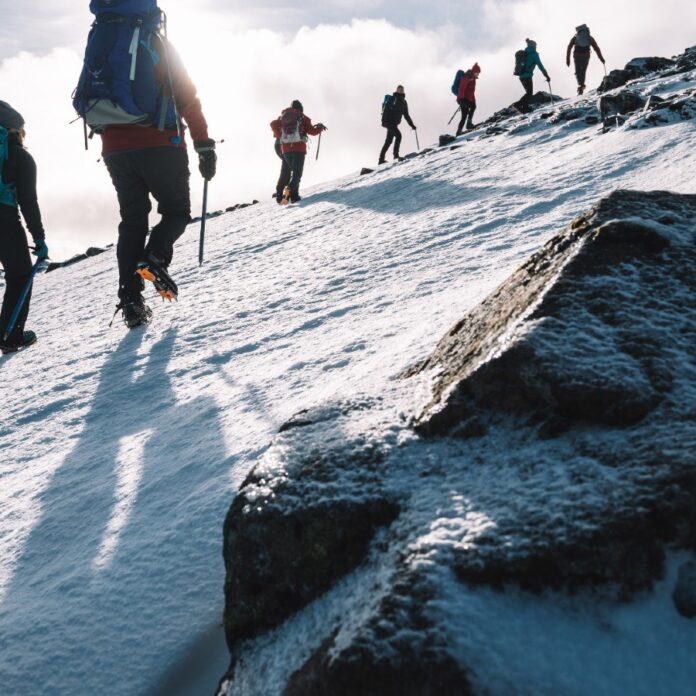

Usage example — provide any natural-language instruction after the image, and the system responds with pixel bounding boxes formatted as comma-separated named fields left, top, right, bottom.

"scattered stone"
left=360, top=167, right=374, bottom=176
left=438, top=134, right=456, bottom=147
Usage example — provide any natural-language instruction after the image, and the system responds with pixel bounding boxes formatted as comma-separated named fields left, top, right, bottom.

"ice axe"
left=414, top=128, right=420, bottom=151
left=198, top=179, right=209, bottom=266
left=448, top=105, right=460, bottom=125
left=547, top=78, right=555, bottom=105
left=4, top=258, right=48, bottom=342
left=316, top=131, right=322, bottom=161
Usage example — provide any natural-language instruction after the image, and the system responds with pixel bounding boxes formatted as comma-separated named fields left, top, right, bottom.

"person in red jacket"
left=456, top=63, right=481, bottom=135
left=270, top=100, right=326, bottom=204
left=101, top=35, right=216, bottom=328
left=566, top=24, right=605, bottom=95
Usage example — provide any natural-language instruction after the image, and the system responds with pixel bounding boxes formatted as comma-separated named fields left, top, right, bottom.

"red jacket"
left=270, top=108, right=323, bottom=155
left=101, top=40, right=209, bottom=157
left=457, top=72, right=477, bottom=104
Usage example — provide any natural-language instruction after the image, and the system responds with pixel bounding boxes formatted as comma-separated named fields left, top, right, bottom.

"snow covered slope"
left=1, top=51, right=695, bottom=695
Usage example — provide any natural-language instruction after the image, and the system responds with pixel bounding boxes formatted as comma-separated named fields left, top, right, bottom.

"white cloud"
left=0, top=1, right=692, bottom=259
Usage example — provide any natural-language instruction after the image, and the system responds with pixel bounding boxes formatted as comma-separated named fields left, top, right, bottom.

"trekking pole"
left=198, top=179, right=209, bottom=267
left=448, top=105, right=460, bottom=125
left=316, top=132, right=322, bottom=161
left=547, top=79, right=554, bottom=105
left=4, top=258, right=48, bottom=342
left=415, top=128, right=420, bottom=151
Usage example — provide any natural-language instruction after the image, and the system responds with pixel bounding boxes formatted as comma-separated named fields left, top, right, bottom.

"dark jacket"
left=0, top=134, right=45, bottom=241
left=382, top=93, right=415, bottom=128
left=520, top=47, right=549, bottom=80
left=567, top=35, right=604, bottom=63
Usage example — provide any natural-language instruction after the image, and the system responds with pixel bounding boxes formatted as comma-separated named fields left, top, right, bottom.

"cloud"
left=0, top=1, right=693, bottom=259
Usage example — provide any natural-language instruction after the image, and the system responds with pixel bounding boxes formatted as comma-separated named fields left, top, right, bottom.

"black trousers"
left=275, top=142, right=292, bottom=198
left=457, top=99, right=476, bottom=133
left=105, top=147, right=191, bottom=300
left=519, top=77, right=534, bottom=103
left=0, top=212, right=32, bottom=343
left=277, top=151, right=306, bottom=201
left=574, top=55, right=590, bottom=86
left=379, top=125, right=402, bottom=161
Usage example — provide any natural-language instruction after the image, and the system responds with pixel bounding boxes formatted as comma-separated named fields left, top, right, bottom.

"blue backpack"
left=451, top=69, right=465, bottom=96
left=73, top=0, right=179, bottom=135
left=0, top=126, right=18, bottom=208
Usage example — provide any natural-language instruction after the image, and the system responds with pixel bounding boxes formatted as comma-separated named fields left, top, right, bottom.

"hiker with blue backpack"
left=452, top=64, right=481, bottom=135
left=270, top=100, right=327, bottom=205
left=567, top=24, right=605, bottom=95
left=0, top=102, right=49, bottom=354
left=378, top=86, right=417, bottom=165
left=73, top=0, right=217, bottom=329
left=513, top=39, right=550, bottom=113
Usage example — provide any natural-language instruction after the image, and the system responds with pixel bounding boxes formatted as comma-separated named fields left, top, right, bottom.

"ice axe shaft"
left=414, top=128, right=420, bottom=150
left=448, top=105, right=460, bottom=125
left=4, top=258, right=47, bottom=341
left=547, top=79, right=554, bottom=104
left=198, top=179, right=209, bottom=266
left=316, top=132, right=322, bottom=161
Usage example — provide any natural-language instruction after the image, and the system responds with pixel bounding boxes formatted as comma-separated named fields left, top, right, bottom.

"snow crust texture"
left=220, top=190, right=696, bottom=695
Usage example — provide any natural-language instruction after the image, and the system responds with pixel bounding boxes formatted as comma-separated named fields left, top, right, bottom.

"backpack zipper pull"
left=129, top=21, right=142, bottom=81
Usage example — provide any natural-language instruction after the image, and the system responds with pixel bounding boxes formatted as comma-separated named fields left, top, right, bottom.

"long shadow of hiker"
left=0, top=327, right=229, bottom=693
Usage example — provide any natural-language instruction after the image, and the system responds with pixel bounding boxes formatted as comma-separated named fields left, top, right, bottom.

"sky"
left=0, top=0, right=693, bottom=259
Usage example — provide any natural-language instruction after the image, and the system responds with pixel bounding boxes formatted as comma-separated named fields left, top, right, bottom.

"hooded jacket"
left=457, top=71, right=478, bottom=103
left=0, top=133, right=45, bottom=241
left=270, top=108, right=323, bottom=155
left=520, top=46, right=549, bottom=80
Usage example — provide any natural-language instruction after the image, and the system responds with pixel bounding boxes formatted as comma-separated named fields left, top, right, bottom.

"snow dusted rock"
left=673, top=561, right=696, bottom=619
left=599, top=90, right=646, bottom=121
left=627, top=89, right=696, bottom=129
left=219, top=190, right=696, bottom=694
left=599, top=56, right=676, bottom=92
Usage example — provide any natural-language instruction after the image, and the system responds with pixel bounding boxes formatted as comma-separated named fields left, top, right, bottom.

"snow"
left=1, top=63, right=696, bottom=694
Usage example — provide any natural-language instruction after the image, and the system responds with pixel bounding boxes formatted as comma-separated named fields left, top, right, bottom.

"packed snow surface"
left=1, top=66, right=695, bottom=694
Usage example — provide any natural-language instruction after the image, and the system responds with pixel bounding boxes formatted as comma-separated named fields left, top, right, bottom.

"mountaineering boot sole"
left=1, top=330, right=37, bottom=354
left=136, top=261, right=178, bottom=301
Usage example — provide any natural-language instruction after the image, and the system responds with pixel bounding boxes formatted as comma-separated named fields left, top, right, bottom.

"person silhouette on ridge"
left=567, top=24, right=605, bottom=95
left=379, top=85, right=417, bottom=164
left=456, top=64, right=481, bottom=135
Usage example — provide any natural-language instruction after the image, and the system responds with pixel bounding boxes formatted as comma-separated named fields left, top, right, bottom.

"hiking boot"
left=378, top=157, right=386, bottom=165
left=1, top=330, right=37, bottom=354
left=116, top=295, right=152, bottom=329
left=395, top=156, right=405, bottom=162
left=136, top=253, right=178, bottom=301
left=466, top=122, right=477, bottom=130
left=577, top=84, right=585, bottom=95
left=290, top=195, right=302, bottom=204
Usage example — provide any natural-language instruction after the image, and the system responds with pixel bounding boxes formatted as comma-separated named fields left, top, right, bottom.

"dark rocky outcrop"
left=599, top=56, right=676, bottom=93
left=673, top=561, right=696, bottom=619
left=218, top=190, right=696, bottom=694
left=599, top=90, right=646, bottom=122
left=46, top=244, right=113, bottom=273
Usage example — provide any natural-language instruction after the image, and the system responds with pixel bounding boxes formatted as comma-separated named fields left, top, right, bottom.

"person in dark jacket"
left=517, top=39, right=550, bottom=112
left=270, top=100, right=326, bottom=204
left=0, top=102, right=48, bottom=353
left=456, top=63, right=481, bottom=135
left=379, top=85, right=416, bottom=164
left=567, top=24, right=605, bottom=95
left=101, top=34, right=216, bottom=328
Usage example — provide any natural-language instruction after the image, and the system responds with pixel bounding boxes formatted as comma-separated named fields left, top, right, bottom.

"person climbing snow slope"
left=379, top=85, right=417, bottom=164
left=514, top=38, right=550, bottom=113
left=567, top=24, right=605, bottom=95
left=456, top=64, right=481, bottom=135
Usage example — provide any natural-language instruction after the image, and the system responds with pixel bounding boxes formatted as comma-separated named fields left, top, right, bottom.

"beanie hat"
left=0, top=101, right=24, bottom=130
left=396, top=85, right=405, bottom=94
left=291, top=99, right=304, bottom=112
left=526, top=38, right=537, bottom=49
left=472, top=63, right=481, bottom=75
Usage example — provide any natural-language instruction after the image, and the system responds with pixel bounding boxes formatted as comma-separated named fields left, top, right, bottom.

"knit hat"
left=0, top=101, right=24, bottom=130
left=291, top=99, right=304, bottom=112
left=472, top=63, right=481, bottom=75
left=396, top=85, right=405, bottom=94
left=526, top=38, right=537, bottom=49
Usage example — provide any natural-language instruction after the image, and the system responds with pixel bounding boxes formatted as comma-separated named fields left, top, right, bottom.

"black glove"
left=315, top=123, right=328, bottom=131
left=411, top=124, right=417, bottom=130
left=194, top=139, right=217, bottom=181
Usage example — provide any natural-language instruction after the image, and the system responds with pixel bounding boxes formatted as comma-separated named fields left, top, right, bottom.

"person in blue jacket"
left=517, top=38, right=550, bottom=111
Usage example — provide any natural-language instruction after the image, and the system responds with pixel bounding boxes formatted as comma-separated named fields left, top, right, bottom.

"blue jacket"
left=520, top=48, right=548, bottom=80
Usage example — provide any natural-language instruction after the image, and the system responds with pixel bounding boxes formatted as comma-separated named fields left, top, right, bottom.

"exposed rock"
left=360, top=167, right=375, bottom=175
left=599, top=56, right=676, bottom=93
left=438, top=134, right=456, bottom=147
left=673, top=561, right=696, bottom=619
left=219, top=190, right=696, bottom=694
left=599, top=90, right=646, bottom=123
